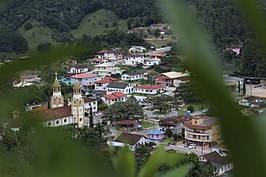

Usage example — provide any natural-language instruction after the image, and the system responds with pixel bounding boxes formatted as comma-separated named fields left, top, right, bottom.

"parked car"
left=188, top=143, right=196, bottom=149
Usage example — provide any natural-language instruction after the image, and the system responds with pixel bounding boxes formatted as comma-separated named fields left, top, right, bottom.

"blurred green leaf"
left=138, top=146, right=184, bottom=177
left=161, top=165, right=191, bottom=177
left=161, top=0, right=266, bottom=177
left=112, top=146, right=136, bottom=177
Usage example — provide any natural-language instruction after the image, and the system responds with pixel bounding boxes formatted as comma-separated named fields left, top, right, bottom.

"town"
left=7, top=41, right=266, bottom=176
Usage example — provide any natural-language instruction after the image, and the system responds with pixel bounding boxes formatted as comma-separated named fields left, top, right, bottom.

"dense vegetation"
left=0, top=0, right=159, bottom=32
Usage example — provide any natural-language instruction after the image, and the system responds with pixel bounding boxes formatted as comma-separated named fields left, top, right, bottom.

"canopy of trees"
left=144, top=94, right=176, bottom=114
left=0, top=27, right=28, bottom=53
left=103, top=97, right=144, bottom=122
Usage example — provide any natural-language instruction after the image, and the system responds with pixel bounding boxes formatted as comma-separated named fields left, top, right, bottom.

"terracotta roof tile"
left=115, top=132, right=143, bottom=145
left=134, top=85, right=166, bottom=90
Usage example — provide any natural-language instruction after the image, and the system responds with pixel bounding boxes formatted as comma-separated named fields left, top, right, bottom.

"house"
left=143, top=57, right=161, bottom=68
left=69, top=73, right=98, bottom=86
left=148, top=53, right=167, bottom=59
left=121, top=72, right=144, bottom=81
left=96, top=50, right=123, bottom=61
left=184, top=116, right=222, bottom=147
left=92, top=63, right=124, bottom=77
left=108, top=132, right=148, bottom=151
left=25, top=102, right=48, bottom=112
left=65, top=59, right=78, bottom=65
left=69, top=65, right=89, bottom=74
left=19, top=74, right=41, bottom=83
left=84, top=97, right=98, bottom=114
left=106, top=82, right=134, bottom=94
left=148, top=130, right=165, bottom=140
left=154, top=71, right=189, bottom=87
left=124, top=54, right=145, bottom=65
left=134, top=85, right=166, bottom=95
left=95, top=77, right=120, bottom=91
left=199, top=151, right=233, bottom=176
left=238, top=96, right=264, bottom=108
left=129, top=46, right=147, bottom=53
left=90, top=58, right=109, bottom=64
left=102, top=92, right=127, bottom=106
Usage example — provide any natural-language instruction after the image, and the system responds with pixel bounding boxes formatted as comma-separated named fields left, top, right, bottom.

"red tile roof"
left=116, top=120, right=135, bottom=125
left=95, top=77, right=120, bottom=84
left=84, top=97, right=97, bottom=103
left=134, top=85, right=166, bottom=90
left=149, top=53, right=167, bottom=57
left=103, top=92, right=127, bottom=100
left=83, top=83, right=95, bottom=87
left=37, top=106, right=72, bottom=120
left=91, top=58, right=105, bottom=62
left=19, top=75, right=37, bottom=79
left=70, top=73, right=97, bottom=79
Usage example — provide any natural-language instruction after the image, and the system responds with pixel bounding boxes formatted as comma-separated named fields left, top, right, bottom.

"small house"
left=102, top=92, right=128, bottom=106
left=69, top=65, right=89, bottom=74
left=134, top=85, right=166, bottom=95
left=121, top=72, right=144, bottom=81
left=148, top=130, right=165, bottom=140
left=106, top=82, right=133, bottom=94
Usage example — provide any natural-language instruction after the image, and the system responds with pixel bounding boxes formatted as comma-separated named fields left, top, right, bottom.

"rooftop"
left=115, top=132, right=143, bottom=145
left=37, top=106, right=72, bottom=120
left=148, top=130, right=165, bottom=135
left=84, top=97, right=97, bottom=103
left=123, top=72, right=144, bottom=76
left=70, top=65, right=87, bottom=69
left=70, top=73, right=97, bottom=79
left=201, top=151, right=232, bottom=165
left=95, top=77, right=120, bottom=84
left=95, top=63, right=115, bottom=67
left=103, top=92, right=127, bottom=100
left=107, top=82, right=129, bottom=89
left=158, top=71, right=189, bottom=79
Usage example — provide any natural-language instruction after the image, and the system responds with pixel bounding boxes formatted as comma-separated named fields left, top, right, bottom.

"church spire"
left=50, top=72, right=64, bottom=108
left=73, top=82, right=81, bottom=95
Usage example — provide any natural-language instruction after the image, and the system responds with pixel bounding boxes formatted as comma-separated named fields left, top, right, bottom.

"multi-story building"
left=106, top=82, right=134, bottom=94
left=121, top=72, right=144, bottom=81
left=95, top=77, right=120, bottom=91
left=92, top=63, right=124, bottom=77
left=102, top=92, right=128, bottom=106
left=184, top=116, right=222, bottom=147
left=133, top=85, right=166, bottom=95
left=69, top=73, right=98, bottom=86
left=96, top=50, right=123, bottom=61
left=124, top=54, right=145, bottom=65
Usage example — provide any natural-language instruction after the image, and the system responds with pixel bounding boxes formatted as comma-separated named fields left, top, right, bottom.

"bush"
left=187, top=105, right=195, bottom=113
left=24, top=22, right=33, bottom=31
left=165, top=128, right=173, bottom=138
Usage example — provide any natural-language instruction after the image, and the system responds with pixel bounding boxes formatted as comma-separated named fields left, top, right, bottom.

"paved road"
left=165, top=144, right=211, bottom=156
left=145, top=46, right=172, bottom=54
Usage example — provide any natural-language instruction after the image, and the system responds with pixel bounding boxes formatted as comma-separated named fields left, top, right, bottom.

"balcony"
left=185, top=128, right=211, bottom=135
left=185, top=133, right=211, bottom=142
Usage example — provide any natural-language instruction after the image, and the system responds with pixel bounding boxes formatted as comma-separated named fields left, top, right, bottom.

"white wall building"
left=121, top=72, right=144, bottom=81
left=69, top=65, right=89, bottom=74
left=102, top=92, right=127, bottom=106
left=96, top=50, right=123, bottom=61
left=92, top=63, right=124, bottom=77
left=125, top=54, right=145, bottom=65
left=69, top=73, right=98, bottom=86
left=129, top=46, right=147, bottom=53
left=133, top=85, right=166, bottom=95
left=106, top=82, right=134, bottom=94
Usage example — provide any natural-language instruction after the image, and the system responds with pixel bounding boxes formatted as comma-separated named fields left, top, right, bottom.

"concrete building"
left=154, top=71, right=189, bottom=87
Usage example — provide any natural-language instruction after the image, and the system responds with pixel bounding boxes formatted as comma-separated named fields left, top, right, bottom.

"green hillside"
left=71, top=9, right=127, bottom=38
left=17, top=20, right=58, bottom=49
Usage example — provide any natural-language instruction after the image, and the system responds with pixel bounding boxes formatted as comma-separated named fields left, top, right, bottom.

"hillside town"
left=7, top=42, right=266, bottom=177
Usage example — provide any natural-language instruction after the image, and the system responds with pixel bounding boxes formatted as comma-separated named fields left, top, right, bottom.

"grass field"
left=17, top=20, right=58, bottom=49
left=71, top=9, right=127, bottom=38
left=18, top=9, right=127, bottom=49
left=140, top=120, right=158, bottom=128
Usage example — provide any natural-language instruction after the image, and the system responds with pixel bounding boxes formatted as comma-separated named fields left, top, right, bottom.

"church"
left=38, top=74, right=98, bottom=128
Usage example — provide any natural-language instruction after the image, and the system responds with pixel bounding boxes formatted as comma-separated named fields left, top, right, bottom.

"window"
left=80, top=118, right=82, bottom=122
left=64, top=119, right=67, bottom=123
left=156, top=134, right=159, bottom=138
left=56, top=120, right=59, bottom=124
left=48, top=122, right=51, bottom=126
left=195, top=121, right=197, bottom=124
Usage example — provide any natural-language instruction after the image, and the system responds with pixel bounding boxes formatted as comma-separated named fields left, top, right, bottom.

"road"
left=145, top=46, right=172, bottom=54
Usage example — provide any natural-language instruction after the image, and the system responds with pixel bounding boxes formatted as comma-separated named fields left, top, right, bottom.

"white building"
left=69, top=65, right=89, bottom=74
left=84, top=97, right=98, bottom=113
left=129, top=46, right=147, bottom=53
left=96, top=50, right=123, bottom=61
left=108, top=132, right=148, bottom=151
left=19, top=74, right=41, bottom=83
left=143, top=58, right=161, bottom=67
left=102, top=92, right=127, bottom=106
left=95, top=77, right=120, bottom=91
left=199, top=151, right=233, bottom=176
left=121, top=72, right=144, bottom=81
left=69, top=73, right=98, bottom=86
left=92, top=63, right=124, bottom=77
left=106, top=82, right=134, bottom=94
left=133, top=85, right=166, bottom=95
left=124, top=54, right=145, bottom=65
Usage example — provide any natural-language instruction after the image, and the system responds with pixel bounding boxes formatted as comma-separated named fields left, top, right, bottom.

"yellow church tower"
left=71, top=82, right=85, bottom=127
left=50, top=73, right=64, bottom=108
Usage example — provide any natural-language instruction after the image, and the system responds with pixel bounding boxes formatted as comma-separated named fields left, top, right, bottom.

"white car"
left=188, top=143, right=196, bottom=149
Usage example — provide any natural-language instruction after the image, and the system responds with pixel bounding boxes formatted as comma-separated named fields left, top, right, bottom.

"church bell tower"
left=71, top=82, right=85, bottom=127
left=50, top=73, right=64, bottom=108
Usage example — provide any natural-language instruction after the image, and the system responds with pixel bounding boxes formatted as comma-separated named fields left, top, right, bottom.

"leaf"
left=138, top=146, right=184, bottom=177
left=161, top=1, right=266, bottom=177
left=112, top=146, right=136, bottom=177
left=161, top=165, right=191, bottom=177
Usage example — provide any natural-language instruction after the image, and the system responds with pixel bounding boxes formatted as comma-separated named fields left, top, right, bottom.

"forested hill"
left=0, top=0, right=159, bottom=32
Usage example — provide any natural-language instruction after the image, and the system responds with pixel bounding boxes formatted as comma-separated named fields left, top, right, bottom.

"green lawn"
left=146, top=39, right=173, bottom=48
left=140, top=121, right=158, bottom=128
left=17, top=20, right=59, bottom=49
left=71, top=9, right=127, bottom=38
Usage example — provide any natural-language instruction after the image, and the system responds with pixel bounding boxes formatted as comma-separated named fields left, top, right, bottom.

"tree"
left=89, top=107, right=94, bottom=128
left=165, top=128, right=173, bottom=138
left=187, top=105, right=195, bottom=113
left=242, top=82, right=246, bottom=96
left=24, top=22, right=33, bottom=31
left=103, top=99, right=144, bottom=122
left=153, top=29, right=160, bottom=39
left=77, top=126, right=102, bottom=147
left=144, top=94, right=176, bottom=114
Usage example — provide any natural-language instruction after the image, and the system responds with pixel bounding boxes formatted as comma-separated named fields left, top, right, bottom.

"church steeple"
left=50, top=72, right=64, bottom=108
left=71, top=81, right=84, bottom=127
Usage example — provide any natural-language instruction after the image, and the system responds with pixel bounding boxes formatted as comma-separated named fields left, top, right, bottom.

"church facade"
left=39, top=75, right=97, bottom=128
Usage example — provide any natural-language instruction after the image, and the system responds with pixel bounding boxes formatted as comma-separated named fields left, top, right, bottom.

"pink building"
left=148, top=130, right=165, bottom=140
